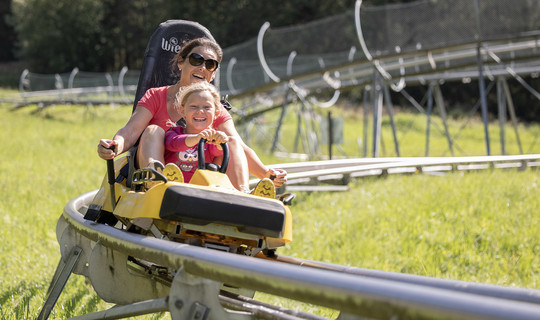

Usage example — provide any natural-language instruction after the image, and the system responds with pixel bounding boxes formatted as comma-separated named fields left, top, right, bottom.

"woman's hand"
left=265, top=168, right=287, bottom=188
left=97, top=139, right=119, bottom=160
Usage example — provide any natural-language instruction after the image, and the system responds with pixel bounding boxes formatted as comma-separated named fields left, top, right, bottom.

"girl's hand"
left=198, top=128, right=229, bottom=145
left=211, top=130, right=229, bottom=145
left=197, top=128, right=214, bottom=142
left=98, top=139, right=118, bottom=160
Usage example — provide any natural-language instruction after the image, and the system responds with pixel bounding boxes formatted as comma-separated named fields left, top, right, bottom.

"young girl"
left=164, top=82, right=276, bottom=198
left=164, top=81, right=228, bottom=183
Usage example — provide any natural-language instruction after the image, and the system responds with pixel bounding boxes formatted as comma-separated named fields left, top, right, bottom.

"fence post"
left=474, top=0, right=491, bottom=155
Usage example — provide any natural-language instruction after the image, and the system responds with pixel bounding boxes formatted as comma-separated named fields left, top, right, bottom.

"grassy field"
left=0, top=95, right=539, bottom=319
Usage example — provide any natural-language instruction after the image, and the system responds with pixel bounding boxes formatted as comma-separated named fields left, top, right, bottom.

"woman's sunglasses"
left=188, top=53, right=219, bottom=72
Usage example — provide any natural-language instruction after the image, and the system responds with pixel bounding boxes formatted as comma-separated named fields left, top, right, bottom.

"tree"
left=0, top=0, right=17, bottom=61
left=10, top=0, right=417, bottom=72
left=98, top=0, right=172, bottom=70
left=12, top=0, right=104, bottom=72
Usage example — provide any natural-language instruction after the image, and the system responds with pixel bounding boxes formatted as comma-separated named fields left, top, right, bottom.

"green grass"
left=288, top=172, right=540, bottom=282
left=1, top=96, right=539, bottom=319
left=0, top=103, right=131, bottom=319
left=258, top=171, right=540, bottom=317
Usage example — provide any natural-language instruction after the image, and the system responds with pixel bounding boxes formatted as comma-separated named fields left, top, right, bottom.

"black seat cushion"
left=159, top=185, right=285, bottom=238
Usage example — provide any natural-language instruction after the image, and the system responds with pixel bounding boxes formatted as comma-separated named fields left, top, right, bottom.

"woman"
left=97, top=37, right=286, bottom=191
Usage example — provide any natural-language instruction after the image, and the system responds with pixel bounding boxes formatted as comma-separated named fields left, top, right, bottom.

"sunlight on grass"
left=1, top=97, right=540, bottom=319
left=0, top=103, right=130, bottom=319
left=284, top=171, right=540, bottom=288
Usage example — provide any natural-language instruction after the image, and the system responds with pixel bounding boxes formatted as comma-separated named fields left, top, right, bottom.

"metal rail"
left=256, top=154, right=540, bottom=190
left=223, top=32, right=540, bottom=100
left=40, top=154, right=540, bottom=320
left=14, top=67, right=138, bottom=110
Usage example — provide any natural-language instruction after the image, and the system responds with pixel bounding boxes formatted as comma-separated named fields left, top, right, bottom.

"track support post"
left=37, top=246, right=82, bottom=320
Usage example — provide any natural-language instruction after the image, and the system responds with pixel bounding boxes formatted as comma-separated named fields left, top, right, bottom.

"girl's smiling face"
left=181, top=90, right=217, bottom=133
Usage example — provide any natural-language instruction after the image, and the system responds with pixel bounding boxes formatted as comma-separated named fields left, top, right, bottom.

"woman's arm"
left=98, top=106, right=154, bottom=159
left=217, top=119, right=287, bottom=187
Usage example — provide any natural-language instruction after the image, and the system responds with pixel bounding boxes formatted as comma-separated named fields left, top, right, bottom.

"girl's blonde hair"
left=175, top=81, right=221, bottom=115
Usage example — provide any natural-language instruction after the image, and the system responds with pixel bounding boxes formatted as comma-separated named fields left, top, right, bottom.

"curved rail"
left=354, top=0, right=405, bottom=92
left=42, top=155, right=540, bottom=320
left=257, top=22, right=281, bottom=83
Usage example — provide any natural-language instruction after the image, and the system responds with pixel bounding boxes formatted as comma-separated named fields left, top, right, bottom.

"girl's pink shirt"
left=164, top=126, right=222, bottom=182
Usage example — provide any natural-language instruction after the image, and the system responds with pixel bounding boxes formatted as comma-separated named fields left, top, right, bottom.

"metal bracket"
left=168, top=270, right=251, bottom=320
left=87, top=242, right=170, bottom=305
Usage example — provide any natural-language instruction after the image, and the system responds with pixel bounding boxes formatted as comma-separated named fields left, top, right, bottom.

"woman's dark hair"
left=171, top=37, right=223, bottom=76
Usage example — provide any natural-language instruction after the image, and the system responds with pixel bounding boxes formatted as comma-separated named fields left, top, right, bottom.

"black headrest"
left=132, top=20, right=218, bottom=113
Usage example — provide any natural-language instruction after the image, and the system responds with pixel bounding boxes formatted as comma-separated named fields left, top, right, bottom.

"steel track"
left=42, top=155, right=540, bottom=320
